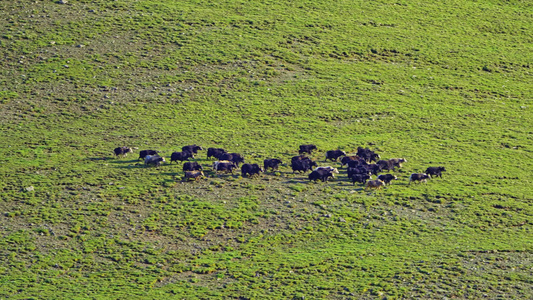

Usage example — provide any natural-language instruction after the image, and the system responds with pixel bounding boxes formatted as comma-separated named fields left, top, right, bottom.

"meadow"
left=0, top=0, right=531, bottom=298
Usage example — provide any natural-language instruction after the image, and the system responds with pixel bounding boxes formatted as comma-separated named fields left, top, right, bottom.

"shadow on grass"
left=160, top=172, right=182, bottom=176
left=211, top=173, right=240, bottom=180
left=113, top=163, right=174, bottom=169
left=87, top=156, right=140, bottom=162
left=282, top=178, right=309, bottom=184
left=87, top=157, right=111, bottom=161
left=106, top=159, right=141, bottom=164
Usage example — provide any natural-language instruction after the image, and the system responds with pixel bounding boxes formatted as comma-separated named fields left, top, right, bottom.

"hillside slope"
left=1, top=0, right=531, bottom=298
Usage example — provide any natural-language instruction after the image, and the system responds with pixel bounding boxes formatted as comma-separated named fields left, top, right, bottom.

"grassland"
left=0, top=0, right=532, bottom=298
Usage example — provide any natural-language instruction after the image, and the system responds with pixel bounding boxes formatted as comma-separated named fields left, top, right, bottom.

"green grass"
left=0, top=0, right=532, bottom=298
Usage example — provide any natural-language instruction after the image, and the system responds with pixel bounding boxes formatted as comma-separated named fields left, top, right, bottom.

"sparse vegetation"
left=0, top=0, right=531, bottom=299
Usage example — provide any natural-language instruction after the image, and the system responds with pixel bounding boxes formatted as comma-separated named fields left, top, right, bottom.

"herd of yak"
left=113, top=144, right=446, bottom=190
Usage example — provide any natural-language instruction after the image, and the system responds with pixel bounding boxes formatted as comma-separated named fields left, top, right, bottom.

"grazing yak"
left=365, top=179, right=385, bottom=191
left=181, top=145, right=203, bottom=158
left=351, top=173, right=371, bottom=185
left=291, top=157, right=317, bottom=173
left=183, top=161, right=203, bottom=172
left=207, top=147, right=226, bottom=160
left=241, top=163, right=263, bottom=177
left=219, top=152, right=245, bottom=167
left=114, top=146, right=133, bottom=158
left=291, top=155, right=309, bottom=163
left=366, top=163, right=383, bottom=175
left=144, top=155, right=165, bottom=167
left=425, top=166, right=446, bottom=178
left=377, top=174, right=398, bottom=185
left=314, top=166, right=339, bottom=174
left=263, top=158, right=283, bottom=172
left=389, top=158, right=407, bottom=170
left=184, top=171, right=204, bottom=181
left=170, top=151, right=193, bottom=163
left=299, top=144, right=317, bottom=155
left=139, top=149, right=159, bottom=160
left=356, top=147, right=381, bottom=163
left=367, top=152, right=381, bottom=163
left=376, top=158, right=407, bottom=171
left=325, top=150, right=346, bottom=162
left=347, top=165, right=371, bottom=178
left=376, top=160, right=392, bottom=171
left=308, top=168, right=337, bottom=182
left=409, top=173, right=430, bottom=184
left=213, top=161, right=237, bottom=174
left=346, top=159, right=368, bottom=169
left=341, top=156, right=363, bottom=167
